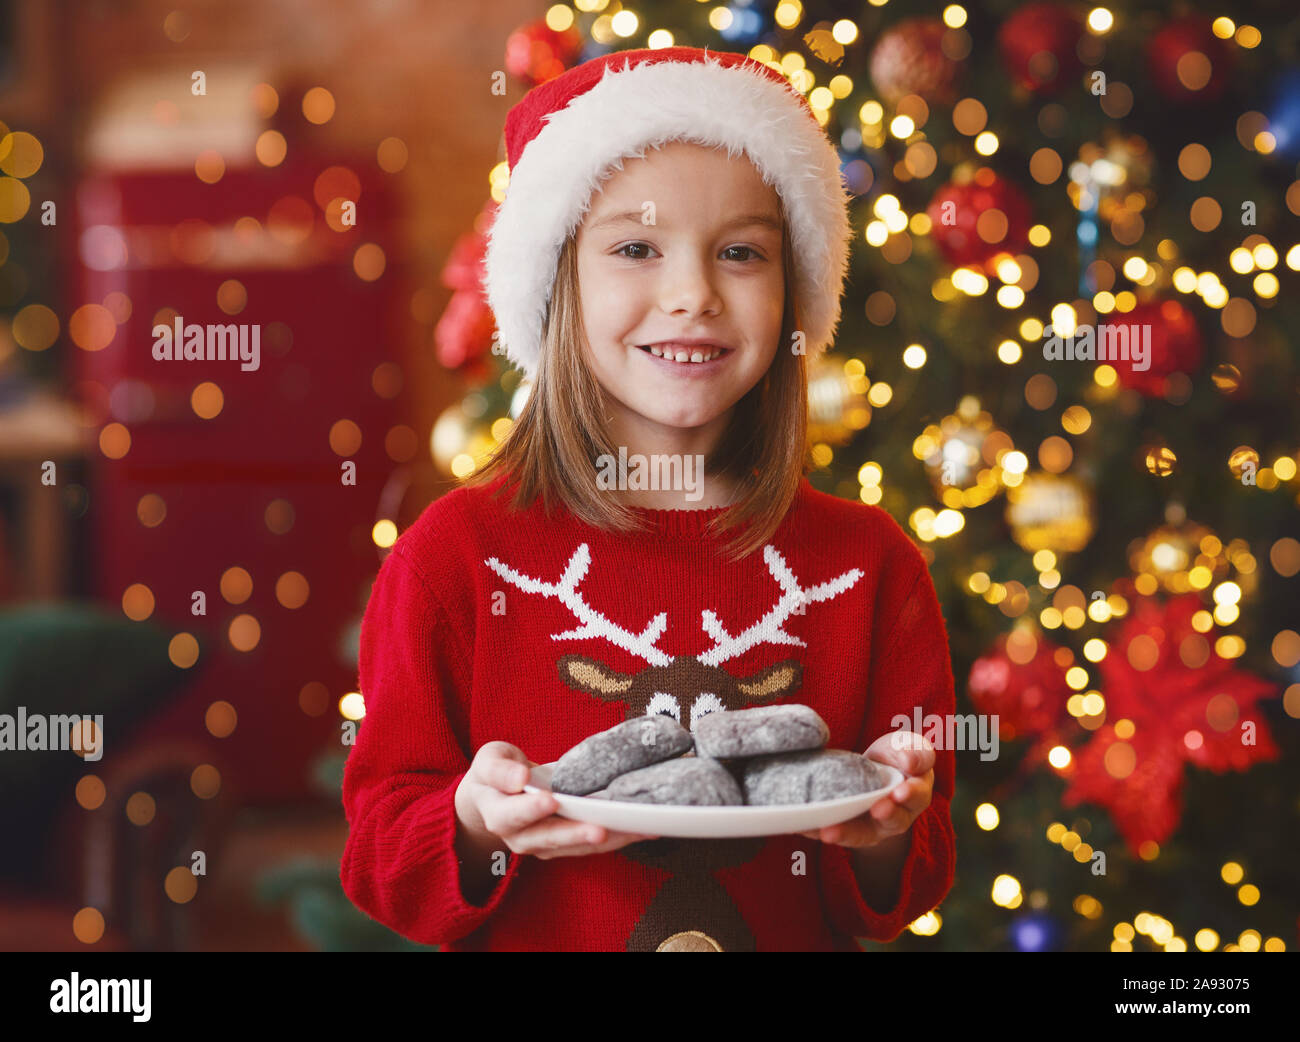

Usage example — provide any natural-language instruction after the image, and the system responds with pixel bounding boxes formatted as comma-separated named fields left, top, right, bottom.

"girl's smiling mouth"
left=635, top=343, right=733, bottom=365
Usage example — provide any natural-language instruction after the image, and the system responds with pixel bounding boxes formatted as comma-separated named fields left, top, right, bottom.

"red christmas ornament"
left=435, top=203, right=497, bottom=369
left=435, top=290, right=497, bottom=370
left=967, top=631, right=1072, bottom=741
left=505, top=19, right=583, bottom=87
left=927, top=169, right=1032, bottom=269
left=998, top=2, right=1084, bottom=95
left=1102, top=298, right=1203, bottom=397
left=868, top=17, right=964, bottom=105
left=1145, top=15, right=1233, bottom=104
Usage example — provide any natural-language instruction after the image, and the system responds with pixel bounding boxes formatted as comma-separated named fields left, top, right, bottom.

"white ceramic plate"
left=523, top=760, right=905, bottom=839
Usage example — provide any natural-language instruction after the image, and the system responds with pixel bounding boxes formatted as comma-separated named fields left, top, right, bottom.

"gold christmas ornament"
left=431, top=392, right=498, bottom=478
left=1005, top=472, right=1095, bottom=554
left=807, top=352, right=870, bottom=445
left=1127, top=520, right=1257, bottom=598
left=914, top=396, right=1014, bottom=508
left=1067, top=132, right=1154, bottom=223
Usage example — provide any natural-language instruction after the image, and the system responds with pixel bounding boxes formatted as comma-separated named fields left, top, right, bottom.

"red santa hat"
left=483, top=46, right=853, bottom=381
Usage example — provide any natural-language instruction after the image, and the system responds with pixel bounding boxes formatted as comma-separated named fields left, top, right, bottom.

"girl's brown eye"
left=617, top=243, right=652, bottom=260
left=724, top=246, right=758, bottom=262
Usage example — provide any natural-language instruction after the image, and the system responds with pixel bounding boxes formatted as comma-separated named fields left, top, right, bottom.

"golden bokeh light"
left=251, top=82, right=279, bottom=119
left=195, top=149, right=225, bottom=184
left=353, top=242, right=386, bottom=281
left=191, top=381, right=224, bottom=419
left=377, top=136, right=408, bottom=173
left=256, top=130, right=287, bottom=167
left=76, top=775, right=106, bottom=810
left=216, top=279, right=247, bottom=315
left=275, top=571, right=310, bottom=609
left=329, top=418, right=362, bottom=456
left=73, top=908, right=105, bottom=945
left=126, top=791, right=156, bottom=826
left=0, top=175, right=32, bottom=221
left=302, top=87, right=336, bottom=124
left=165, top=866, right=199, bottom=904
left=205, top=700, right=237, bottom=737
left=13, top=303, right=59, bottom=350
left=0, top=131, right=44, bottom=178
left=191, top=764, right=221, bottom=799
left=228, top=613, right=261, bottom=652
left=136, top=493, right=166, bottom=528
left=121, top=583, right=155, bottom=621
left=99, top=423, right=131, bottom=459
left=168, top=632, right=200, bottom=668
left=220, top=566, right=253, bottom=603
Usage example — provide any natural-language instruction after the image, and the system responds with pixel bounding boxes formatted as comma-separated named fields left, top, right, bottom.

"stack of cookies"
left=548, top=705, right=883, bottom=806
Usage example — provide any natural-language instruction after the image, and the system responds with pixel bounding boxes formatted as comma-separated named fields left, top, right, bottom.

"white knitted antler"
left=696, top=544, right=863, bottom=667
left=484, top=543, right=673, bottom=666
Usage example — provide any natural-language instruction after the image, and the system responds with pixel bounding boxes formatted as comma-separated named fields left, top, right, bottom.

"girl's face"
left=575, top=140, right=786, bottom=439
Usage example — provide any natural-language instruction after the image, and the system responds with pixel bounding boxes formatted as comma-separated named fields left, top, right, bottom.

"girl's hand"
left=796, top=731, right=935, bottom=849
left=455, top=741, right=658, bottom=861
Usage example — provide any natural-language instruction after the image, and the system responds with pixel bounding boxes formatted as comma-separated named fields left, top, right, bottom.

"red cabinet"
left=67, top=152, right=403, bottom=802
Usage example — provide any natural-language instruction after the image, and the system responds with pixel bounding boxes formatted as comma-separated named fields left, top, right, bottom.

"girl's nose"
left=658, top=253, right=723, bottom=318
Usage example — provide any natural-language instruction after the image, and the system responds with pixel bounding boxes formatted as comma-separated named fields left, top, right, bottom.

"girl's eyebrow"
left=588, top=210, right=783, bottom=234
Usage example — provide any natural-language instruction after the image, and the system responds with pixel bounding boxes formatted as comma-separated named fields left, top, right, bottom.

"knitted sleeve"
left=817, top=554, right=958, bottom=943
left=339, top=544, right=525, bottom=947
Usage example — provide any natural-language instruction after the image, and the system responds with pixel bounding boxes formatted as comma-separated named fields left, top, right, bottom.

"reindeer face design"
left=485, top=543, right=863, bottom=731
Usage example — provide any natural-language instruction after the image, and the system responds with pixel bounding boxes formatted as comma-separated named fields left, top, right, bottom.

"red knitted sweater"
left=339, top=473, right=957, bottom=951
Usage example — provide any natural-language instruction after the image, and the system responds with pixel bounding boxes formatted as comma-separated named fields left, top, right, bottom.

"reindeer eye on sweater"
left=646, top=693, right=681, bottom=721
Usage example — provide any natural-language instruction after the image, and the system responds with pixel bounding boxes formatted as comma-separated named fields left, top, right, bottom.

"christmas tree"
left=420, top=0, right=1299, bottom=953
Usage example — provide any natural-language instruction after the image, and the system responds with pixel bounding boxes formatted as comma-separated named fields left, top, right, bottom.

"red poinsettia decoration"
left=1062, top=722, right=1186, bottom=853
left=1061, top=594, right=1279, bottom=852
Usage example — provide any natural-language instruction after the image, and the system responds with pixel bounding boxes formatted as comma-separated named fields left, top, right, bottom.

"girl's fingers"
left=475, top=751, right=535, bottom=794
left=891, top=771, right=934, bottom=817
left=511, top=816, right=620, bottom=858
left=822, top=818, right=883, bottom=847
left=870, top=799, right=914, bottom=836
left=865, top=732, right=935, bottom=778
left=478, top=787, right=559, bottom=837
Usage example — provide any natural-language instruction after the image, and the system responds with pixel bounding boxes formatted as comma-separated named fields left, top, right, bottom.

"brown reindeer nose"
left=557, top=654, right=802, bottom=729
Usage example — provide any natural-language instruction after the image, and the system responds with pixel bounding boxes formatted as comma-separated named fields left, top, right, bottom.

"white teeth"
left=640, top=344, right=725, bottom=363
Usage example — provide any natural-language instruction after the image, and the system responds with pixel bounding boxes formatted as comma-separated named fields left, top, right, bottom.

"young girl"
left=340, top=46, right=956, bottom=952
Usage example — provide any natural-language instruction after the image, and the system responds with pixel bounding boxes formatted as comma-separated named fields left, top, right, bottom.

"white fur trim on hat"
left=483, top=53, right=853, bottom=380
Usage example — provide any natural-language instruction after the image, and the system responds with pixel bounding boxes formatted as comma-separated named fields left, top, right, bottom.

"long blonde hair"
left=466, top=200, right=811, bottom=563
